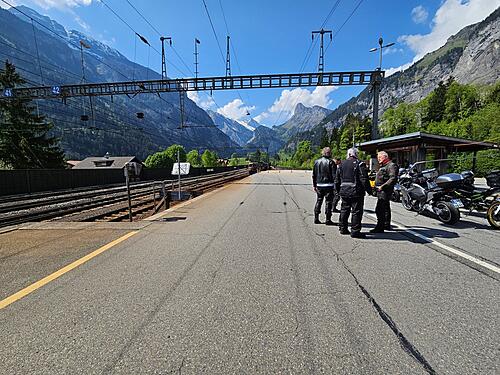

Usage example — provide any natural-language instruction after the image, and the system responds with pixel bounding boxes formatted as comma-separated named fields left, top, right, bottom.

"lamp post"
left=369, top=36, right=395, bottom=70
left=368, top=37, right=394, bottom=141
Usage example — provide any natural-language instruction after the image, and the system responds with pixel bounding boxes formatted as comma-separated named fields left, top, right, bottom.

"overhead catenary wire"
left=122, top=0, right=226, bottom=118
left=0, top=40, right=86, bottom=81
left=30, top=19, right=44, bottom=86
left=1, top=0, right=132, bottom=81
left=98, top=0, right=210, bottom=129
left=1, top=40, right=219, bottom=151
left=273, top=0, right=366, bottom=130
left=124, top=0, right=195, bottom=76
left=201, top=0, right=226, bottom=65
left=272, top=0, right=343, bottom=128
left=217, top=0, right=253, bottom=115
left=0, top=57, right=176, bottom=125
left=326, top=0, right=365, bottom=53
left=3, top=0, right=217, bottom=123
left=0, top=57, right=217, bottom=133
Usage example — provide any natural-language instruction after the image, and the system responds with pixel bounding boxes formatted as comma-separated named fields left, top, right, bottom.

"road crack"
left=280, top=178, right=437, bottom=374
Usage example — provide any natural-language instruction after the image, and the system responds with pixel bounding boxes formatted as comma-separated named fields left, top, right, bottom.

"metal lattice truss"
left=1, top=70, right=384, bottom=100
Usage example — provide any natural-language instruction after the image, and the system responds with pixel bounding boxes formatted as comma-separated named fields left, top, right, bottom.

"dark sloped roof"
left=358, top=132, right=498, bottom=153
left=73, top=156, right=142, bottom=169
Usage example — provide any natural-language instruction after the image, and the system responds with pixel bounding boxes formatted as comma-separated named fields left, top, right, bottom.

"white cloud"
left=28, top=0, right=93, bottom=10
left=187, top=91, right=216, bottom=110
left=271, top=86, right=335, bottom=116
left=388, top=0, right=500, bottom=77
left=382, top=46, right=403, bottom=56
left=253, top=112, right=269, bottom=124
left=411, top=5, right=428, bottom=24
left=401, top=0, right=500, bottom=62
left=269, top=86, right=336, bottom=115
left=74, top=14, right=89, bottom=31
left=216, top=99, right=255, bottom=121
left=0, top=0, right=18, bottom=8
left=385, top=62, right=412, bottom=77
left=252, top=86, right=336, bottom=126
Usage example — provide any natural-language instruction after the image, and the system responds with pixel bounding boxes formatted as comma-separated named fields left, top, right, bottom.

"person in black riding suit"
left=335, top=147, right=372, bottom=238
left=312, top=147, right=337, bottom=225
left=371, top=151, right=398, bottom=233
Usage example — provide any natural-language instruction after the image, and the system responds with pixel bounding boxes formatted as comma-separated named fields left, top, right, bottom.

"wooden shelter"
left=357, top=132, right=498, bottom=173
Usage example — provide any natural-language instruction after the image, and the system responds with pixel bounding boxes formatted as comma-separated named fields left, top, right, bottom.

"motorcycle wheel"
left=435, top=201, right=460, bottom=225
left=486, top=201, right=500, bottom=229
left=401, top=195, right=414, bottom=211
left=391, top=190, right=401, bottom=202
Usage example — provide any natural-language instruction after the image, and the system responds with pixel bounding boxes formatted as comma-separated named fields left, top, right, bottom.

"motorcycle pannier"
left=435, top=173, right=464, bottom=189
left=486, top=171, right=500, bottom=188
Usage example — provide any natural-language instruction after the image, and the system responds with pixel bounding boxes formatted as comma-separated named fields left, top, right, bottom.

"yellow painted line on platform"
left=0, top=230, right=138, bottom=310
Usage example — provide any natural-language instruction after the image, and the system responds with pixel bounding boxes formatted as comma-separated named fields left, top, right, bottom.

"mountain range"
left=274, top=103, right=331, bottom=139
left=0, top=5, right=237, bottom=160
left=207, top=110, right=254, bottom=146
left=289, top=6, right=500, bottom=148
left=2, top=5, right=497, bottom=160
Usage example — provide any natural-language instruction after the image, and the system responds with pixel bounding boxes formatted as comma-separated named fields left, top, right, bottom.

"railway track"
left=0, top=169, right=249, bottom=228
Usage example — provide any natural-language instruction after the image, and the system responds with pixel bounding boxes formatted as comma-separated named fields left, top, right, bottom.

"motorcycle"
left=453, top=170, right=500, bottom=229
left=399, top=164, right=464, bottom=225
left=487, top=199, right=500, bottom=229
left=457, top=171, right=499, bottom=209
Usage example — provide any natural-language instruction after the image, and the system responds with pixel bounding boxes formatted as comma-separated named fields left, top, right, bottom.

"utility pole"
left=160, top=36, right=172, bottom=80
left=225, top=35, right=231, bottom=77
left=79, top=40, right=91, bottom=83
left=312, top=28, right=332, bottom=72
left=194, top=38, right=201, bottom=79
left=177, top=85, right=185, bottom=200
left=371, top=71, right=382, bottom=140
left=179, top=90, right=185, bottom=129
left=368, top=37, right=393, bottom=139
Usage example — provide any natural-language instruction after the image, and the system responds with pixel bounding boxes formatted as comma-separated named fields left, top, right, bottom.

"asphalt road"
left=0, top=171, right=498, bottom=374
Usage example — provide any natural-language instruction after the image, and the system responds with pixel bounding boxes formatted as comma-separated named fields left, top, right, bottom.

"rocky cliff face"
left=247, top=126, right=284, bottom=155
left=0, top=6, right=236, bottom=159
left=207, top=110, right=254, bottom=146
left=274, top=103, right=331, bottom=139
left=318, top=7, right=500, bottom=130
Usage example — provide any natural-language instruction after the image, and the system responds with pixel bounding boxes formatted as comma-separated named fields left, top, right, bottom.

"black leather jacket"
left=312, top=156, right=336, bottom=188
left=335, top=157, right=372, bottom=198
left=375, top=161, right=398, bottom=192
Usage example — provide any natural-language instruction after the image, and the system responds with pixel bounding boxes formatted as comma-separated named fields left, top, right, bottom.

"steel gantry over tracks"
left=1, top=70, right=384, bottom=100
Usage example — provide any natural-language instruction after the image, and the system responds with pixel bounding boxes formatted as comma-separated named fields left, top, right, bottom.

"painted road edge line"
left=0, top=230, right=139, bottom=310
left=366, top=213, right=500, bottom=275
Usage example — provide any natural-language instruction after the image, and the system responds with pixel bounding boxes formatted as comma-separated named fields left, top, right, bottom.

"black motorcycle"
left=453, top=170, right=500, bottom=229
left=399, top=165, right=464, bottom=225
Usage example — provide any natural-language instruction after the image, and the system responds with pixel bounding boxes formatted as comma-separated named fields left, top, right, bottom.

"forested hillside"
left=275, top=80, right=500, bottom=175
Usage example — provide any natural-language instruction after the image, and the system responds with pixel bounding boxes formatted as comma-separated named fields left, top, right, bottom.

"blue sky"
left=3, top=0, right=500, bottom=126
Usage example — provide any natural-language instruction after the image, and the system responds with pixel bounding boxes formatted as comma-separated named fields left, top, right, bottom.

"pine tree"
left=0, top=61, right=65, bottom=169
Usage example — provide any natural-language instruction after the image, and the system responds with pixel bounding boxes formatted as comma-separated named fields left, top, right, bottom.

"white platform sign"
left=172, top=162, right=190, bottom=175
